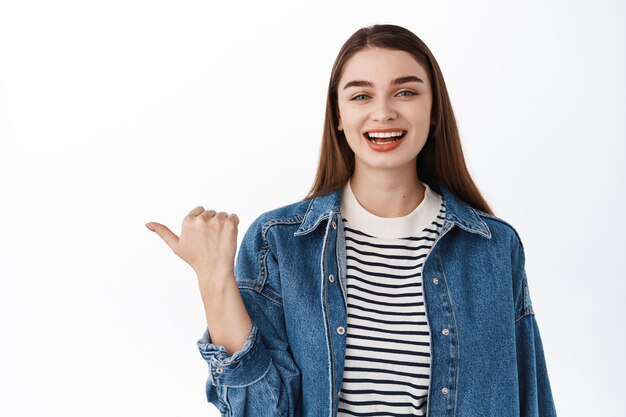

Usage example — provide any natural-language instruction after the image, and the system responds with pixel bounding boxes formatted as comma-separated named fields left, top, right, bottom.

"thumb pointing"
left=146, top=222, right=179, bottom=251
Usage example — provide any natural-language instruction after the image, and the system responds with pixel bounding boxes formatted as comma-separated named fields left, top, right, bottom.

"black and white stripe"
left=338, top=189, right=446, bottom=417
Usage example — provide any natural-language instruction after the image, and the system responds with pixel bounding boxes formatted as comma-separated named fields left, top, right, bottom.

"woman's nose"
left=371, top=98, right=397, bottom=122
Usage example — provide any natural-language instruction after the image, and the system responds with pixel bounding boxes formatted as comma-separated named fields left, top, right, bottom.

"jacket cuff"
left=196, top=323, right=272, bottom=388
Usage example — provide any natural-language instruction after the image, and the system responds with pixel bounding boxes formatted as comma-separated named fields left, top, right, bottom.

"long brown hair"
left=304, top=24, right=494, bottom=215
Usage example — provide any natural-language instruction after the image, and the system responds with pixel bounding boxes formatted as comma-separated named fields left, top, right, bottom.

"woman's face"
left=336, top=47, right=433, bottom=173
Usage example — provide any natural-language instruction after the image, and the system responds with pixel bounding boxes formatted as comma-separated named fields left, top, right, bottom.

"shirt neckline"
left=340, top=179, right=442, bottom=240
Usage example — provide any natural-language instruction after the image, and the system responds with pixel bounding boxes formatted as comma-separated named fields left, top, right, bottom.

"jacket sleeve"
left=512, top=235, right=558, bottom=417
left=195, top=214, right=302, bottom=417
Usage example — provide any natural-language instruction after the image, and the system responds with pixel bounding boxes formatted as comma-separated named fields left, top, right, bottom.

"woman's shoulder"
left=258, top=198, right=312, bottom=223
left=437, top=181, right=525, bottom=249
left=245, top=196, right=321, bottom=239
left=472, top=207, right=526, bottom=251
left=247, top=188, right=341, bottom=234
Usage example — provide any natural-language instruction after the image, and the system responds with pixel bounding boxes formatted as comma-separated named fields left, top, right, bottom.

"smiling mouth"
left=363, top=130, right=407, bottom=144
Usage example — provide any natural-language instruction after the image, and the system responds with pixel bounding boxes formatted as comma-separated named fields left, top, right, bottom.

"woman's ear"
left=336, top=107, right=343, bottom=131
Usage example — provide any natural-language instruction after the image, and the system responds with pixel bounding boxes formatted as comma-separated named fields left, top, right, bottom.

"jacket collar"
left=295, top=180, right=491, bottom=239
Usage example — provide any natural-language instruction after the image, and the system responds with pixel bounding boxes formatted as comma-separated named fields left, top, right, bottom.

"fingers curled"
left=214, top=211, right=228, bottom=221
left=226, top=213, right=240, bottom=226
left=186, top=206, right=205, bottom=219
left=200, top=209, right=217, bottom=219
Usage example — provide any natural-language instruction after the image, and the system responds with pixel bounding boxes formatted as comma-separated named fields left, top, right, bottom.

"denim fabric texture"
left=196, top=180, right=557, bottom=417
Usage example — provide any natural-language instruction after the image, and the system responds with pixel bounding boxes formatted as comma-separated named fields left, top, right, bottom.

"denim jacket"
left=196, top=181, right=557, bottom=417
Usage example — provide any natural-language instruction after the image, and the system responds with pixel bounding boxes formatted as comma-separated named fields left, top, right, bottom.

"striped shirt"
left=337, top=180, right=446, bottom=417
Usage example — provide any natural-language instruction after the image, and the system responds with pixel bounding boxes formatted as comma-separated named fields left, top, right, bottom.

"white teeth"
left=367, top=131, right=404, bottom=138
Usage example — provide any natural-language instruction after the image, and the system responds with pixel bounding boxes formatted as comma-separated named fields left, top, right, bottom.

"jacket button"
left=442, top=328, right=449, bottom=336
left=329, top=274, right=335, bottom=283
left=441, top=387, right=449, bottom=395
left=433, top=277, right=439, bottom=285
left=332, top=221, right=337, bottom=229
left=336, top=326, right=345, bottom=335
left=215, top=367, right=224, bottom=374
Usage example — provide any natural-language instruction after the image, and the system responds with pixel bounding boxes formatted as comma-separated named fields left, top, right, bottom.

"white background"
left=1, top=1, right=624, bottom=416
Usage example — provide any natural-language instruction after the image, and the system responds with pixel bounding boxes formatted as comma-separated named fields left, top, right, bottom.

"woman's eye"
left=351, top=91, right=415, bottom=101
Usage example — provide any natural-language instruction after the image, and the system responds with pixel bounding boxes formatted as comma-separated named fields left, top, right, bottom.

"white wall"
left=1, top=1, right=624, bottom=416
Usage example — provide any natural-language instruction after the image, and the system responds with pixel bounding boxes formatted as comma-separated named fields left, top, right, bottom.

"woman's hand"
left=147, top=208, right=253, bottom=355
left=145, top=206, right=240, bottom=281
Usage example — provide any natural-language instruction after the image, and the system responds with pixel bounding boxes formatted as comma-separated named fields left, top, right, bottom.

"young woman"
left=146, top=24, right=557, bottom=417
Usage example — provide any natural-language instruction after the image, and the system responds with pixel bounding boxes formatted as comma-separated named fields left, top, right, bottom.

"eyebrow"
left=342, top=75, right=424, bottom=90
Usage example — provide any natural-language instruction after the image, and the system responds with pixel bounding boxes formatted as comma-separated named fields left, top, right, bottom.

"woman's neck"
left=348, top=167, right=425, bottom=218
